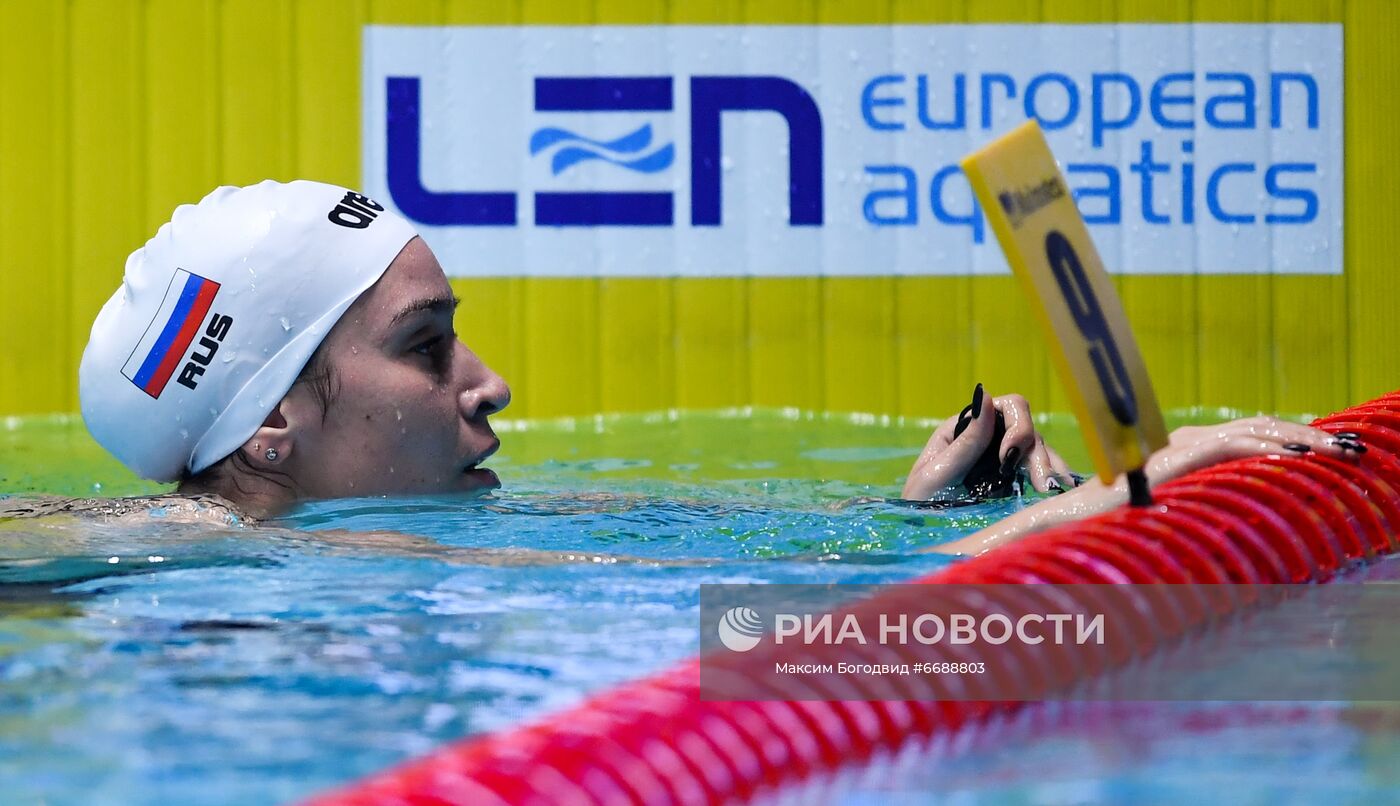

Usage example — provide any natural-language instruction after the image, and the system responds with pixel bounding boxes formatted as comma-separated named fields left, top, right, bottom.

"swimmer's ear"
left=240, top=404, right=294, bottom=471
left=243, top=379, right=329, bottom=470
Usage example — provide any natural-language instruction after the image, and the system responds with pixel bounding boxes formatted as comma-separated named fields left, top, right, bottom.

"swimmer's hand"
left=903, top=384, right=1074, bottom=501
left=926, top=417, right=1364, bottom=556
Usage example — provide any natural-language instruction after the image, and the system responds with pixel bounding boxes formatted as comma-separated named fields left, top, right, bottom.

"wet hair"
left=175, top=344, right=341, bottom=496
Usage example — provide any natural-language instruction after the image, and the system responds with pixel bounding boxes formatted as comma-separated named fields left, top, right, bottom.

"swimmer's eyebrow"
left=389, top=295, right=460, bottom=328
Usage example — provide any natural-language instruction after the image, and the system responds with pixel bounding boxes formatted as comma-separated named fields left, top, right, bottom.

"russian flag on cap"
left=122, top=268, right=220, bottom=399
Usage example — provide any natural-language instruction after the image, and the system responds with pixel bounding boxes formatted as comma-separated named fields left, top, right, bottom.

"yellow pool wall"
left=0, top=0, right=1392, bottom=421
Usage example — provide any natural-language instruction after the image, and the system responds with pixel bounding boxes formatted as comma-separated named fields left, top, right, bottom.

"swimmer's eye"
left=409, top=335, right=451, bottom=362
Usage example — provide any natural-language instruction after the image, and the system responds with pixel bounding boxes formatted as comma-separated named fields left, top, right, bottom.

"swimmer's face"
left=280, top=238, right=510, bottom=498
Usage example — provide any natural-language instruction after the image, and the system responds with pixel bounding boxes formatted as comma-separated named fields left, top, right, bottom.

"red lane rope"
left=306, top=393, right=1400, bottom=806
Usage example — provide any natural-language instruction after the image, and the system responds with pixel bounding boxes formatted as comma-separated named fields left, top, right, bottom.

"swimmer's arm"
left=302, top=528, right=708, bottom=567
left=924, top=417, right=1360, bottom=556
left=482, top=491, right=649, bottom=516
left=925, top=475, right=1122, bottom=555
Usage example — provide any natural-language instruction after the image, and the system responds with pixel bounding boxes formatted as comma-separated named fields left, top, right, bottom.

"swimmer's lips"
left=459, top=439, right=501, bottom=487
left=462, top=467, right=500, bottom=489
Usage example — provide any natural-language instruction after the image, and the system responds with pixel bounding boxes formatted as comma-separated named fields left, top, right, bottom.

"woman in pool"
left=72, top=180, right=1361, bottom=554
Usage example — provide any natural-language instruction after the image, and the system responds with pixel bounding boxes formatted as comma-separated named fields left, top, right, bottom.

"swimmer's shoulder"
left=0, top=492, right=250, bottom=525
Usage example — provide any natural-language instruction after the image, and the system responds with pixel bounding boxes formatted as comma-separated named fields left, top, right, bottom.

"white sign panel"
left=363, top=25, right=1343, bottom=277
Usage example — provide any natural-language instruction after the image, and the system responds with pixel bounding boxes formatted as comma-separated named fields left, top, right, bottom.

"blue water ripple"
left=529, top=123, right=655, bottom=155
left=550, top=143, right=674, bottom=175
left=529, top=123, right=674, bottom=176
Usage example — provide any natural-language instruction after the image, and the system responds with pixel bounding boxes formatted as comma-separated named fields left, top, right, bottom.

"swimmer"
left=60, top=180, right=1362, bottom=555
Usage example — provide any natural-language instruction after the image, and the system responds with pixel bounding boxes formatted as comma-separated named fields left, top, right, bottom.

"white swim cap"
left=80, top=180, right=417, bottom=482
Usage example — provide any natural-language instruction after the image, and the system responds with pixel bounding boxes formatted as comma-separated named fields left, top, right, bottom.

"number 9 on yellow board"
left=961, top=120, right=1168, bottom=483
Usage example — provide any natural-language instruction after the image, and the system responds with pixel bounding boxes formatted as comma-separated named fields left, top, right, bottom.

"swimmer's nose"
left=459, top=361, right=511, bottom=420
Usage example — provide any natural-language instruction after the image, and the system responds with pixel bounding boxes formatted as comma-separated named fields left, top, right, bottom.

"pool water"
left=3, top=410, right=1399, bottom=804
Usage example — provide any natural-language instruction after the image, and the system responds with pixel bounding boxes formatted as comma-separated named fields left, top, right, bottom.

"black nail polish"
left=1283, top=442, right=1312, bottom=453
left=1334, top=431, right=1360, bottom=440
left=952, top=404, right=975, bottom=439
left=1341, top=441, right=1368, bottom=454
left=971, top=383, right=984, bottom=419
left=999, top=445, right=1022, bottom=479
left=960, top=410, right=1010, bottom=499
left=1046, top=478, right=1063, bottom=493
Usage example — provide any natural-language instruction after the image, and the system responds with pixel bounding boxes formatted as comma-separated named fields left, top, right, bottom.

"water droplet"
left=280, top=317, right=291, bottom=332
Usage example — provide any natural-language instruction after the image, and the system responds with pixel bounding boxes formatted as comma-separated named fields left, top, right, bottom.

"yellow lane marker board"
left=961, top=120, right=1168, bottom=485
